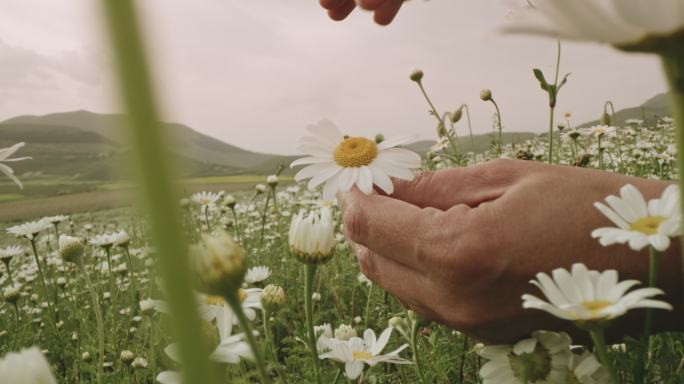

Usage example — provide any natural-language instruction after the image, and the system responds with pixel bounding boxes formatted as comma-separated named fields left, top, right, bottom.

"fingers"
left=325, top=0, right=357, bottom=21
left=338, top=187, right=471, bottom=271
left=390, top=159, right=524, bottom=210
left=352, top=243, right=437, bottom=318
left=372, top=0, right=404, bottom=25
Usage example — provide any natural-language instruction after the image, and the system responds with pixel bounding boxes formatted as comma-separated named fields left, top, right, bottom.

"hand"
left=320, top=0, right=405, bottom=25
left=337, top=159, right=682, bottom=343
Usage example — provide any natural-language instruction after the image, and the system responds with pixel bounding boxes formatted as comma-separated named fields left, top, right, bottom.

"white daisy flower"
left=314, top=323, right=334, bottom=352
left=112, top=230, right=131, bottom=247
left=290, top=121, right=421, bottom=200
left=6, top=219, right=51, bottom=240
left=289, top=207, right=336, bottom=264
left=476, top=330, right=572, bottom=384
left=522, top=263, right=672, bottom=322
left=0, top=142, right=31, bottom=189
left=43, top=215, right=68, bottom=225
left=244, top=266, right=271, bottom=284
left=0, top=245, right=22, bottom=262
left=191, top=191, right=221, bottom=212
left=90, top=233, right=117, bottom=249
left=502, top=0, right=684, bottom=50
left=580, top=125, right=617, bottom=139
left=592, top=184, right=681, bottom=251
left=319, top=327, right=410, bottom=380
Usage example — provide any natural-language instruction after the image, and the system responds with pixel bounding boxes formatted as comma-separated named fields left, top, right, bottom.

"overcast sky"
left=0, top=0, right=667, bottom=155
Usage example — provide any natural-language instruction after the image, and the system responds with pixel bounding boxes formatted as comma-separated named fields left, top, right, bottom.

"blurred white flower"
left=290, top=121, right=420, bottom=200
left=477, top=330, right=572, bottom=383
left=0, top=347, right=57, bottom=384
left=244, top=266, right=271, bottom=284
left=0, top=245, right=22, bottom=262
left=567, top=350, right=610, bottom=384
left=6, top=219, right=51, bottom=240
left=580, top=125, right=617, bottom=139
left=522, top=263, right=672, bottom=321
left=0, top=142, right=31, bottom=189
left=592, top=184, right=681, bottom=251
left=502, top=0, right=684, bottom=50
left=319, top=327, right=410, bottom=380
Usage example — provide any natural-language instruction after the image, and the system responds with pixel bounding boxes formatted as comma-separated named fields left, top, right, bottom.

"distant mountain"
left=0, top=110, right=296, bottom=180
left=579, top=92, right=671, bottom=128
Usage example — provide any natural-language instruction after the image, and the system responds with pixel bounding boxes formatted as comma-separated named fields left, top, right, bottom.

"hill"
left=578, top=93, right=671, bottom=128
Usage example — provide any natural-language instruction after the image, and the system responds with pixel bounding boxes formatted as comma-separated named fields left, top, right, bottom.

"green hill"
left=579, top=93, right=671, bottom=128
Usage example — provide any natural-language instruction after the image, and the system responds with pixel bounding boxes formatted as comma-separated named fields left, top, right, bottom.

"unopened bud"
left=409, top=68, right=424, bottom=83
left=480, top=89, right=493, bottom=102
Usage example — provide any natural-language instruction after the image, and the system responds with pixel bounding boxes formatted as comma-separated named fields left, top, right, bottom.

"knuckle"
left=355, top=247, right=378, bottom=282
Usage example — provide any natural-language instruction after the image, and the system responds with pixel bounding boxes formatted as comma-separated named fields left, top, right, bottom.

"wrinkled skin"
left=319, top=0, right=405, bottom=25
left=337, top=159, right=682, bottom=343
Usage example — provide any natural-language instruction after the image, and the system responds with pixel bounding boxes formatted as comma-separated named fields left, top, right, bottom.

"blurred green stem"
left=589, top=328, right=619, bottom=384
left=662, top=52, right=684, bottom=312
left=78, top=259, right=104, bottom=384
left=101, top=1, right=216, bottom=383
left=304, top=264, right=323, bottom=384
left=410, top=319, right=429, bottom=384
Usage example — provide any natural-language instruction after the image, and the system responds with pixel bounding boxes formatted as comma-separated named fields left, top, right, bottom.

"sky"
left=0, top=0, right=668, bottom=155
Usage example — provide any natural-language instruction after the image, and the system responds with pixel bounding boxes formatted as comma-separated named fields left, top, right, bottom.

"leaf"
left=557, top=72, right=571, bottom=91
left=533, top=68, right=550, bottom=92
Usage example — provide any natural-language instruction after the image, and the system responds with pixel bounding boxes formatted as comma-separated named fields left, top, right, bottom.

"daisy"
left=580, top=125, right=617, bottom=139
left=0, top=142, right=31, bottom=189
left=319, top=327, right=410, bottom=380
left=592, top=184, right=681, bottom=251
left=0, top=245, right=22, bottom=262
left=522, top=263, right=672, bottom=322
left=6, top=219, right=51, bottom=240
left=112, top=230, right=131, bottom=248
left=44, top=215, right=68, bottom=225
left=244, top=266, right=271, bottom=284
left=290, top=121, right=421, bottom=200
left=289, top=207, right=336, bottom=264
left=476, top=330, right=572, bottom=384
left=190, top=191, right=221, bottom=212
left=502, top=0, right=684, bottom=51
left=90, top=233, right=117, bottom=249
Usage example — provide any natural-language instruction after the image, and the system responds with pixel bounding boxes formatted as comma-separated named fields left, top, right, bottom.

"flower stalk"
left=588, top=328, right=619, bottom=384
left=78, top=258, right=105, bottom=384
left=410, top=317, right=429, bottom=384
left=304, top=264, right=323, bottom=384
left=100, top=1, right=216, bottom=383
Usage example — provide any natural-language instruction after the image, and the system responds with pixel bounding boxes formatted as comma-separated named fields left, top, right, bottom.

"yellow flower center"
left=581, top=300, right=612, bottom=315
left=352, top=351, right=373, bottom=361
left=205, top=295, right=224, bottom=306
left=630, top=216, right=665, bottom=235
left=334, top=137, right=378, bottom=168
left=238, top=289, right=247, bottom=303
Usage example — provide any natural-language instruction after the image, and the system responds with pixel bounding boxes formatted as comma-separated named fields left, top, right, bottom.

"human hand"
left=319, top=0, right=406, bottom=25
left=337, top=159, right=682, bottom=343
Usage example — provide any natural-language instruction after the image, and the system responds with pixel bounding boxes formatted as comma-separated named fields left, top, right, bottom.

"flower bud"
left=58, top=235, right=84, bottom=264
left=480, top=89, right=493, bottom=101
left=334, top=324, right=357, bottom=341
left=600, top=112, right=611, bottom=126
left=255, top=184, right=267, bottom=194
left=191, top=231, right=247, bottom=296
left=224, top=195, right=236, bottom=209
left=261, top=284, right=286, bottom=308
left=56, top=277, right=67, bottom=288
left=131, top=357, right=148, bottom=369
left=451, top=107, right=463, bottom=123
left=3, top=285, right=21, bottom=304
left=374, top=134, right=385, bottom=144
left=409, top=68, right=424, bottom=83
left=289, top=208, right=335, bottom=265
left=82, top=351, right=92, bottom=362
left=120, top=350, right=135, bottom=363
left=267, top=175, right=278, bottom=187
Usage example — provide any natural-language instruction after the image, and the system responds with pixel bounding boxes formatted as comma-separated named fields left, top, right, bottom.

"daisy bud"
left=374, top=134, right=385, bottom=144
left=311, top=292, right=321, bottom=302
left=0, top=347, right=57, bottom=384
left=120, top=350, right=135, bottom=363
left=267, top=175, right=278, bottom=187
left=3, top=285, right=21, bottom=304
left=599, top=112, right=611, bottom=126
left=261, top=284, right=286, bottom=308
left=81, top=352, right=91, bottom=362
left=255, top=184, right=267, bottom=194
left=289, top=208, right=336, bottom=265
left=58, top=235, right=84, bottom=264
left=353, top=316, right=362, bottom=324
left=409, top=68, right=424, bottom=83
left=190, top=231, right=247, bottom=296
left=334, top=324, right=357, bottom=341
left=224, top=195, right=236, bottom=209
left=388, top=316, right=410, bottom=336
left=113, top=230, right=131, bottom=248
left=131, top=357, right=148, bottom=369
left=56, top=277, right=67, bottom=288
left=480, top=89, right=493, bottom=102
left=451, top=107, right=463, bottom=123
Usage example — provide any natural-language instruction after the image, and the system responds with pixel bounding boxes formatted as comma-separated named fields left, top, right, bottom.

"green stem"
left=410, top=319, right=429, bottom=384
left=490, top=99, right=503, bottom=156
left=332, top=368, right=343, bottom=383
left=225, top=291, right=272, bottom=384
left=548, top=106, right=555, bottom=164
left=589, top=328, right=619, bottom=384
left=230, top=207, right=241, bottom=242
left=101, top=1, right=216, bottom=383
left=642, top=246, right=661, bottom=373
left=78, top=259, right=104, bottom=384
left=204, top=207, right=212, bottom=231
left=364, top=285, right=373, bottom=329
left=661, top=52, right=684, bottom=312
left=304, top=264, right=323, bottom=384
left=3, top=261, right=14, bottom=286
left=29, top=239, right=54, bottom=318
left=548, top=40, right=561, bottom=164
left=462, top=104, right=475, bottom=154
